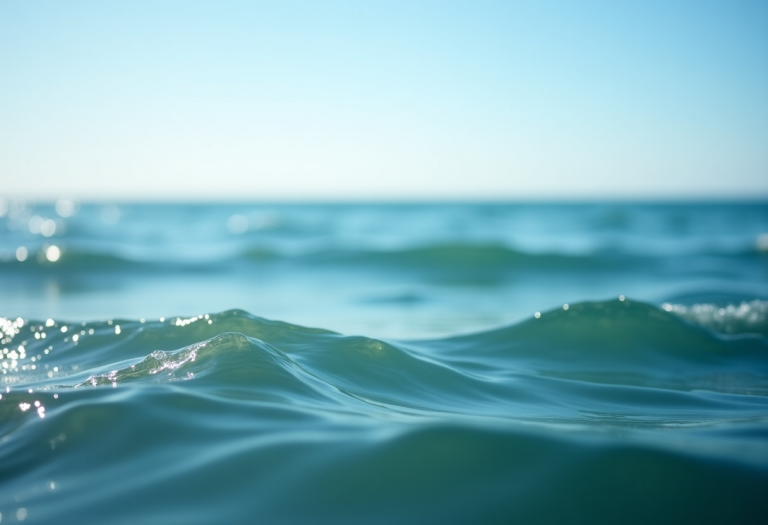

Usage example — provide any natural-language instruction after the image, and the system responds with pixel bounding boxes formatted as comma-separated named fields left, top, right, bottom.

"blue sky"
left=1, top=0, right=766, bottom=200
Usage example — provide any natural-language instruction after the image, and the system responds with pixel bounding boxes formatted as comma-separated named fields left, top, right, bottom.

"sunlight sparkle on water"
left=27, top=215, right=43, bottom=234
left=45, top=246, right=61, bottom=262
left=41, top=219, right=56, bottom=237
left=55, top=198, right=78, bottom=218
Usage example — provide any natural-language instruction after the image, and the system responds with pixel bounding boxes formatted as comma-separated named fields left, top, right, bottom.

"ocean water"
left=0, top=202, right=767, bottom=524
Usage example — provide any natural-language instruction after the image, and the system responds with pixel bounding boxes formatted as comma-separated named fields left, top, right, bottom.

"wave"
left=301, top=244, right=628, bottom=277
left=4, top=300, right=766, bottom=409
left=1, top=300, right=767, bottom=524
left=1, top=249, right=139, bottom=271
left=4, top=241, right=764, bottom=279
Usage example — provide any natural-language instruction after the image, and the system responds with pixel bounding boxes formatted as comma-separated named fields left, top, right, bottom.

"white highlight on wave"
left=662, top=300, right=767, bottom=335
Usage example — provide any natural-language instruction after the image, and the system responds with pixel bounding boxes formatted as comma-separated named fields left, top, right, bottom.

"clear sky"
left=1, top=0, right=766, bottom=200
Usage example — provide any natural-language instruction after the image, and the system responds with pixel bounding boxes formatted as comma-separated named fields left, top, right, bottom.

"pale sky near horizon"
left=1, top=0, right=767, bottom=201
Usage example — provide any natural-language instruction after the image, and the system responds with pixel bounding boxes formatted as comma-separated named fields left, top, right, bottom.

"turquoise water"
left=1, top=202, right=767, bottom=523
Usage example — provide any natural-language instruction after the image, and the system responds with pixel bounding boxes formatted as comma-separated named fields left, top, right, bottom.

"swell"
left=302, top=244, right=621, bottom=272
left=7, top=301, right=768, bottom=384
left=3, top=300, right=766, bottom=422
left=3, top=243, right=608, bottom=274
left=2, top=301, right=767, bottom=524
left=4, top=241, right=763, bottom=280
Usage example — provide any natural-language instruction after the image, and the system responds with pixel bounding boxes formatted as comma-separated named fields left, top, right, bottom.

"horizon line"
left=3, top=195, right=768, bottom=205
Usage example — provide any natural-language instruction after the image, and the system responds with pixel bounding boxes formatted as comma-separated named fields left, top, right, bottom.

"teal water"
left=1, top=202, right=767, bottom=523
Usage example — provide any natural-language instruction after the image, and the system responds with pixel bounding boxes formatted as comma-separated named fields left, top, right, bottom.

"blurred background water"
left=2, top=199, right=766, bottom=338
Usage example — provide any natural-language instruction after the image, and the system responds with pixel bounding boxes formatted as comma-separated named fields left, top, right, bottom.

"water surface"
left=1, top=202, right=766, bottom=523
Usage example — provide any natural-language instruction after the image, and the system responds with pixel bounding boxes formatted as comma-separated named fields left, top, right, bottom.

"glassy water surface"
left=0, top=202, right=766, bottom=524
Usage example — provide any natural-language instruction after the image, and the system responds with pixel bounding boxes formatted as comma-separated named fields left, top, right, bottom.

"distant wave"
left=5, top=241, right=763, bottom=278
left=305, top=243, right=621, bottom=272
left=1, top=249, right=138, bottom=271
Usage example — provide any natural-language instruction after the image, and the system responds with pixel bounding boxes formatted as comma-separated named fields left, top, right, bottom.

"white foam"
left=662, top=300, right=768, bottom=336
